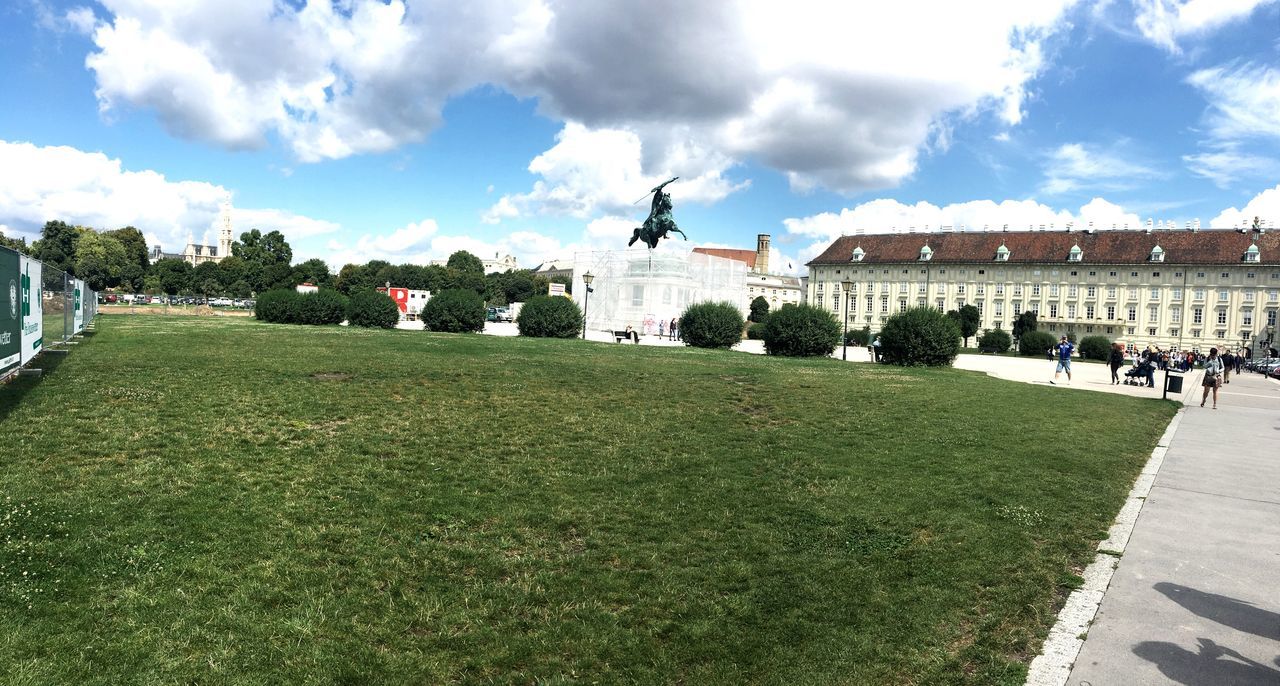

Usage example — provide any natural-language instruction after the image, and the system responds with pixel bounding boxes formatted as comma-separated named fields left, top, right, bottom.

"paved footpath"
left=1066, top=370, right=1280, bottom=685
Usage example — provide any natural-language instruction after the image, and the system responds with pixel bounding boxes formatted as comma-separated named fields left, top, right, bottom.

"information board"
left=0, top=249, right=20, bottom=374
left=19, top=254, right=41, bottom=364
left=72, top=279, right=84, bottom=334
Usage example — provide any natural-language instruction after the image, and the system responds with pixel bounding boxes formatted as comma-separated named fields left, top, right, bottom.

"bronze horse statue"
left=628, top=177, right=688, bottom=249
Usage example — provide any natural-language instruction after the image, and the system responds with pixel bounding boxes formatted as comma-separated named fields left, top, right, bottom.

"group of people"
left=656, top=318, right=680, bottom=341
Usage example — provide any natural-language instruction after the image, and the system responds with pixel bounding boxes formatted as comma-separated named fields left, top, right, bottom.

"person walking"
left=1109, top=342, right=1125, bottom=384
left=658, top=319, right=665, bottom=339
left=872, top=335, right=882, bottom=362
left=1221, top=349, right=1233, bottom=384
left=670, top=318, right=679, bottom=341
left=1201, top=347, right=1224, bottom=409
left=1050, top=335, right=1074, bottom=385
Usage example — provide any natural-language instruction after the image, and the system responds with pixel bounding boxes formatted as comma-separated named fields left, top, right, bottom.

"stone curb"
left=1022, top=408, right=1186, bottom=686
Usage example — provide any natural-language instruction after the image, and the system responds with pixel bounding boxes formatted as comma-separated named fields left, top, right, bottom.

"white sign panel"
left=73, top=279, right=85, bottom=334
left=19, top=255, right=41, bottom=364
left=549, top=282, right=566, bottom=297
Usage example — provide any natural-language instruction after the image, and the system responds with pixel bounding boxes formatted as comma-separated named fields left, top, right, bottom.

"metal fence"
left=1, top=245, right=97, bottom=382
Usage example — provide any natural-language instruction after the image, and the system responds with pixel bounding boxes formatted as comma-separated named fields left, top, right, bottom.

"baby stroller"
left=1123, top=359, right=1155, bottom=386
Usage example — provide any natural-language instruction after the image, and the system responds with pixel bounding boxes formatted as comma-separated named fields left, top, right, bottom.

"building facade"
left=806, top=228, right=1280, bottom=356
left=151, top=201, right=235, bottom=266
left=694, top=234, right=803, bottom=312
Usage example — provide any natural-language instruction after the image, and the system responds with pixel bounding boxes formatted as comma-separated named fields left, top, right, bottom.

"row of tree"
left=14, top=220, right=568, bottom=304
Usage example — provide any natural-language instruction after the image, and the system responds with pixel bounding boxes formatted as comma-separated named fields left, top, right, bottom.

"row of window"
left=826, top=267, right=1280, bottom=280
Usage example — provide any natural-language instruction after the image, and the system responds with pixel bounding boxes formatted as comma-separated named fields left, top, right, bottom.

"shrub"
left=1018, top=330, right=1057, bottom=357
left=517, top=295, right=582, bottom=338
left=749, top=296, right=770, bottom=323
left=879, top=306, right=961, bottom=367
left=746, top=322, right=767, bottom=340
left=1079, top=335, right=1111, bottom=361
left=846, top=325, right=872, bottom=347
left=976, top=328, right=1012, bottom=353
left=421, top=288, right=485, bottom=333
left=679, top=301, right=745, bottom=349
left=347, top=290, right=400, bottom=329
left=297, top=289, right=349, bottom=325
left=762, top=303, right=840, bottom=357
left=254, top=289, right=300, bottom=324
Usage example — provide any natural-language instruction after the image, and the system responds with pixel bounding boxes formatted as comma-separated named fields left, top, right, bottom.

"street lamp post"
left=841, top=279, right=854, bottom=361
left=581, top=272, right=595, bottom=340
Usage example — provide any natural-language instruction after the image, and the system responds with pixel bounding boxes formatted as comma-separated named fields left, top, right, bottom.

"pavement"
left=1063, top=369, right=1280, bottom=685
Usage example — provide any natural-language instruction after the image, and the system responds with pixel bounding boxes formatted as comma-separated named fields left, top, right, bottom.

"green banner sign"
left=0, top=249, right=20, bottom=374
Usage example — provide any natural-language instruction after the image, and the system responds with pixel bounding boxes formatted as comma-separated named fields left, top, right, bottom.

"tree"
left=73, top=229, right=129, bottom=291
left=217, top=255, right=248, bottom=291
left=151, top=258, right=192, bottom=296
left=749, top=296, right=771, bottom=323
left=335, top=263, right=371, bottom=295
left=976, top=328, right=1012, bottom=353
left=945, top=304, right=982, bottom=347
left=0, top=233, right=29, bottom=254
left=229, top=279, right=253, bottom=298
left=1012, top=311, right=1038, bottom=343
left=446, top=250, right=484, bottom=274
left=37, top=220, right=79, bottom=275
left=761, top=303, right=840, bottom=357
left=192, top=261, right=221, bottom=292
left=291, top=258, right=333, bottom=289
left=232, top=229, right=292, bottom=292
left=879, top=306, right=962, bottom=367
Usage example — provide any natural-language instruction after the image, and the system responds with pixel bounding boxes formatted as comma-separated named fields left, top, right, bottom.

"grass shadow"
left=0, top=350, right=70, bottom=424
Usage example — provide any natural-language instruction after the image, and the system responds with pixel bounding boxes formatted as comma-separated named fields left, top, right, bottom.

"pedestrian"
left=872, top=335, right=882, bottom=363
left=1109, top=342, right=1125, bottom=385
left=658, top=319, right=665, bottom=338
left=670, top=317, right=679, bottom=341
left=1201, top=347, right=1224, bottom=409
left=1221, top=349, right=1233, bottom=384
left=1050, top=335, right=1074, bottom=385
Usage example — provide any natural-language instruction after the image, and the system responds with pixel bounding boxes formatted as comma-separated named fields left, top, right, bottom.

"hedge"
left=761, top=304, right=840, bottom=357
left=878, top=306, right=961, bottom=367
left=422, top=288, right=485, bottom=333
left=517, top=296, right=582, bottom=338
left=679, top=302, right=745, bottom=349
left=347, top=290, right=400, bottom=329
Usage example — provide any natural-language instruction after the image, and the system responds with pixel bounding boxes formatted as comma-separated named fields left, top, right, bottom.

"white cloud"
left=82, top=1, right=1077, bottom=194
left=1042, top=142, right=1160, bottom=195
left=1210, top=183, right=1280, bottom=228
left=1183, top=147, right=1280, bottom=188
left=1186, top=63, right=1280, bottom=142
left=1131, top=0, right=1274, bottom=53
left=0, top=139, right=336, bottom=251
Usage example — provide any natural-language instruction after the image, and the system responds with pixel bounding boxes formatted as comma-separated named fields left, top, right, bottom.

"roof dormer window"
left=1150, top=245, right=1165, bottom=262
left=995, top=243, right=1009, bottom=261
left=1068, top=244, right=1083, bottom=262
left=851, top=246, right=865, bottom=262
left=1244, top=243, right=1260, bottom=263
left=918, top=245, right=933, bottom=262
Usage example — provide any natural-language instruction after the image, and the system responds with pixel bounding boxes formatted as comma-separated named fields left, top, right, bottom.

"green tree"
left=192, top=261, right=221, bottom=292
left=446, top=250, right=484, bottom=274
left=334, top=263, right=370, bottom=295
left=1011, top=311, right=1038, bottom=344
left=229, top=279, right=253, bottom=298
left=749, top=296, right=771, bottom=323
left=151, top=258, right=193, bottom=296
left=679, top=302, right=745, bottom=349
left=36, top=220, right=79, bottom=274
left=291, top=258, right=333, bottom=289
left=232, top=229, right=292, bottom=291
left=761, top=303, right=840, bottom=357
left=73, top=229, right=130, bottom=291
left=879, top=306, right=962, bottom=367
left=976, top=328, right=1012, bottom=353
left=945, top=304, right=982, bottom=347
left=0, top=233, right=29, bottom=254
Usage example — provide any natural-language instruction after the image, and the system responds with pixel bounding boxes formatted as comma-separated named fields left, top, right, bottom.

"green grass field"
left=0, top=316, right=1176, bottom=685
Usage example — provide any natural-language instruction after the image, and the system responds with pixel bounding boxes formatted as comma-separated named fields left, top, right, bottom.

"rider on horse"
left=629, top=177, right=688, bottom=249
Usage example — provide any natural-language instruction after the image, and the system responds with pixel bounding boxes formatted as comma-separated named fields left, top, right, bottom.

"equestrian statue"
left=628, top=177, right=688, bottom=249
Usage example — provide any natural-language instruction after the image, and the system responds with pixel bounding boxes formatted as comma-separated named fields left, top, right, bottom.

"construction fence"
left=0, top=245, right=97, bottom=382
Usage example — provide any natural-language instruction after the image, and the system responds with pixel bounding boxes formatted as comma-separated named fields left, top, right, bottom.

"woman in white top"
left=1200, top=347, right=1224, bottom=410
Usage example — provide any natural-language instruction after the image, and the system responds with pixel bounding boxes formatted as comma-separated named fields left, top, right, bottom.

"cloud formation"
left=1131, top=0, right=1275, bottom=53
left=83, top=0, right=1077, bottom=195
left=1042, top=142, right=1160, bottom=195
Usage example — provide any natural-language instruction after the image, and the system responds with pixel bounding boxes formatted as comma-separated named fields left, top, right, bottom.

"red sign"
left=389, top=287, right=409, bottom=313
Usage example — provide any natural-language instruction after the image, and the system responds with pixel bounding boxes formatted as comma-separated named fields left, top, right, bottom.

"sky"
left=1, top=0, right=1279, bottom=275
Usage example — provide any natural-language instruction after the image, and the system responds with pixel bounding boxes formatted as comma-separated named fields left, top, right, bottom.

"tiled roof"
left=807, top=229, right=1280, bottom=266
left=693, top=247, right=757, bottom=269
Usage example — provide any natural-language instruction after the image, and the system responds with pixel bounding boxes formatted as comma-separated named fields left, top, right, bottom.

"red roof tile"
left=807, top=229, right=1280, bottom=266
left=693, top=247, right=757, bottom=269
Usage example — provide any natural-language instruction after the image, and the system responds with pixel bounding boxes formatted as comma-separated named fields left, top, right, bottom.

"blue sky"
left=1, top=0, right=1279, bottom=274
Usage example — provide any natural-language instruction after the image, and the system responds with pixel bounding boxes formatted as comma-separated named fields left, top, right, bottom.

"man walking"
left=1050, top=335, right=1074, bottom=385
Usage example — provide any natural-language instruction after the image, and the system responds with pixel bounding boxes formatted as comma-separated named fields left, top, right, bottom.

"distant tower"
left=218, top=199, right=234, bottom=258
left=755, top=234, right=771, bottom=274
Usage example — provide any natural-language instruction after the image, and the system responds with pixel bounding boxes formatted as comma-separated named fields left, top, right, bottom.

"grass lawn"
left=0, top=316, right=1177, bottom=685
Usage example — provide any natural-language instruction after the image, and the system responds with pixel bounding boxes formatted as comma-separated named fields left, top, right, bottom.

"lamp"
left=841, top=279, right=854, bottom=361
left=581, top=272, right=594, bottom=339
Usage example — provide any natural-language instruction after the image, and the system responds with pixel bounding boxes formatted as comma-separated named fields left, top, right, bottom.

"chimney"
left=755, top=234, right=770, bottom=275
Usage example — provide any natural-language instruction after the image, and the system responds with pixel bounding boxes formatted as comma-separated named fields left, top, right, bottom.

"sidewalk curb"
left=1023, top=408, right=1186, bottom=686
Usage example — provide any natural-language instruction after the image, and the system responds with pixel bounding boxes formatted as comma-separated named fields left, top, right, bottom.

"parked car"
left=211, top=297, right=233, bottom=307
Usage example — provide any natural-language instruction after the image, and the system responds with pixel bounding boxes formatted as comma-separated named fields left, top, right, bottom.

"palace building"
left=693, top=234, right=803, bottom=312
left=805, top=227, right=1280, bottom=356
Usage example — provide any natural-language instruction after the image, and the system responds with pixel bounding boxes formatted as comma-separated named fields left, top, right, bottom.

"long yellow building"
left=805, top=228, right=1279, bottom=355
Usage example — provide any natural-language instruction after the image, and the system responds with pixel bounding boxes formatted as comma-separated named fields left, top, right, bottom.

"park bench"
left=613, top=330, right=640, bottom=343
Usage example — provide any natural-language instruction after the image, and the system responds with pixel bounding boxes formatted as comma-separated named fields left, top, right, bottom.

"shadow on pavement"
left=1132, top=638, right=1280, bottom=686
left=1155, top=582, right=1280, bottom=642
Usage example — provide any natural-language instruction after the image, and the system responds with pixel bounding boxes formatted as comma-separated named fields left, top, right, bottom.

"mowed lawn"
left=0, top=316, right=1176, bottom=685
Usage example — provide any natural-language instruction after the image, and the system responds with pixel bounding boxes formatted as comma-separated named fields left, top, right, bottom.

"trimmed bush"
left=517, top=295, right=582, bottom=338
left=976, top=328, right=1012, bottom=353
left=348, top=290, right=400, bottom=329
left=846, top=325, right=872, bottom=347
left=298, top=289, right=348, bottom=325
left=1018, top=330, right=1057, bottom=357
left=879, top=306, right=961, bottom=367
left=1079, top=335, right=1111, bottom=361
left=254, top=289, right=298, bottom=323
left=762, top=303, right=840, bottom=357
left=746, top=322, right=766, bottom=340
left=749, top=296, right=770, bottom=323
left=679, top=301, right=745, bottom=349
left=422, top=288, right=485, bottom=333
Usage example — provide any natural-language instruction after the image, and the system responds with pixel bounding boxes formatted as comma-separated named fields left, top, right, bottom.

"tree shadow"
left=1133, top=638, right=1280, bottom=686
left=0, top=350, right=68, bottom=424
left=1155, top=582, right=1280, bottom=642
